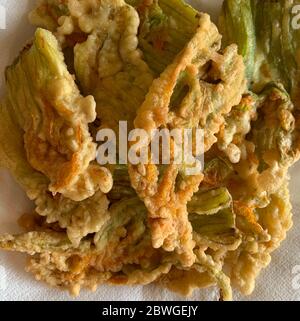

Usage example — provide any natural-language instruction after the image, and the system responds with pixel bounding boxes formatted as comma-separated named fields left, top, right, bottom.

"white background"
left=0, top=0, right=300, bottom=301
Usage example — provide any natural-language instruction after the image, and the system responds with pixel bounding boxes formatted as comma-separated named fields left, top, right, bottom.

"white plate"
left=0, top=0, right=300, bottom=301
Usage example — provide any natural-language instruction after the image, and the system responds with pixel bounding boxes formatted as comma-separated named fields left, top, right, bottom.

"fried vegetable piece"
left=251, top=85, right=300, bottom=168
left=4, top=28, right=112, bottom=201
left=127, top=0, right=199, bottom=75
left=0, top=198, right=170, bottom=296
left=30, top=0, right=154, bottom=132
left=110, top=164, right=241, bottom=248
left=163, top=188, right=238, bottom=301
left=28, top=0, right=208, bottom=133
left=220, top=0, right=300, bottom=105
left=29, top=0, right=199, bottom=76
left=226, top=181, right=293, bottom=295
left=232, top=84, right=300, bottom=202
left=1, top=95, right=111, bottom=246
left=0, top=91, right=110, bottom=247
left=0, top=230, right=111, bottom=295
left=73, top=0, right=154, bottom=132
left=111, top=165, right=240, bottom=248
left=133, top=20, right=245, bottom=150
left=129, top=13, right=245, bottom=266
left=0, top=193, right=238, bottom=299
left=0, top=29, right=112, bottom=245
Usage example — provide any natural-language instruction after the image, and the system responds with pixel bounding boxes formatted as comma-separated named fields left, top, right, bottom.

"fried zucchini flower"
left=220, top=0, right=300, bottom=105
left=129, top=13, right=246, bottom=266
left=30, top=0, right=154, bottom=132
left=4, top=28, right=112, bottom=201
left=0, top=198, right=169, bottom=296
left=228, top=85, right=300, bottom=204
left=0, top=29, right=112, bottom=245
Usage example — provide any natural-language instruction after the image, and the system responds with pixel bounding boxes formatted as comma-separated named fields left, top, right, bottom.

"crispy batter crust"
left=129, top=13, right=245, bottom=266
left=0, top=0, right=297, bottom=301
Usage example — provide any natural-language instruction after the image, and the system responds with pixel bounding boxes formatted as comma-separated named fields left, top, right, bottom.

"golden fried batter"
left=129, top=13, right=245, bottom=267
left=0, top=0, right=298, bottom=302
left=4, top=28, right=112, bottom=202
left=31, top=0, right=154, bottom=132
